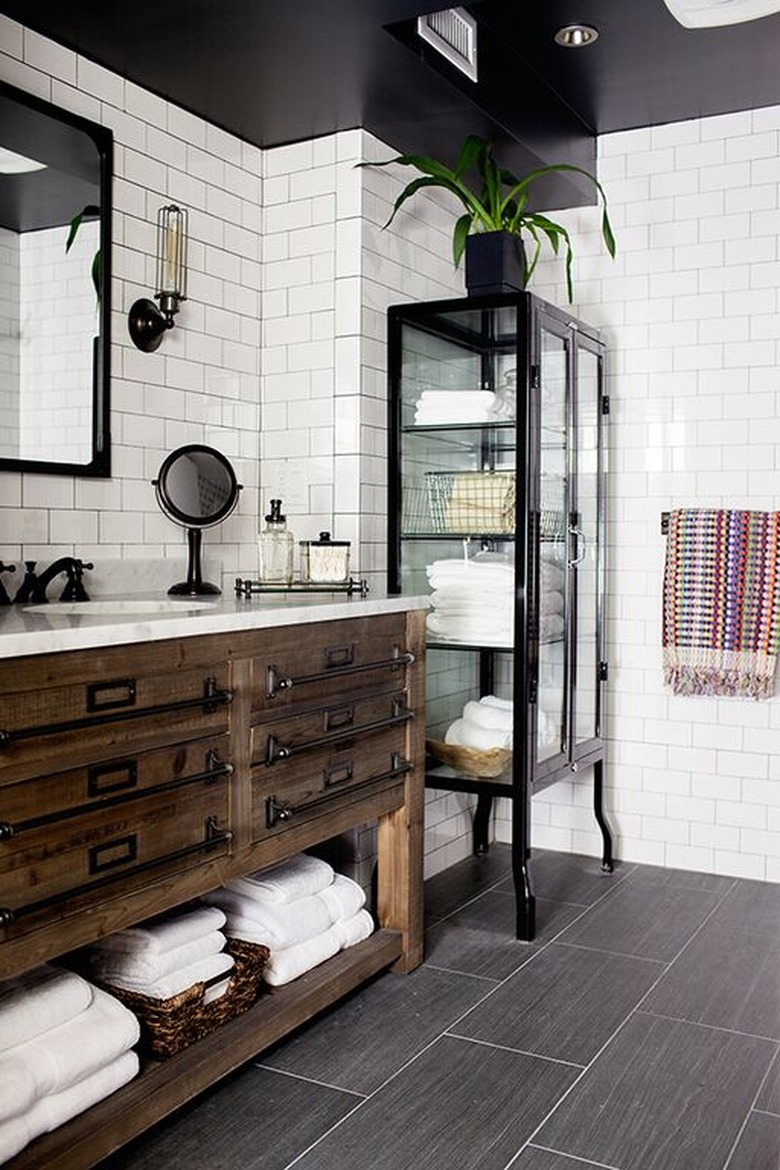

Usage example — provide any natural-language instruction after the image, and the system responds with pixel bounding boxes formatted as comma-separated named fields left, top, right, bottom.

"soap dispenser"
left=258, top=499, right=294, bottom=584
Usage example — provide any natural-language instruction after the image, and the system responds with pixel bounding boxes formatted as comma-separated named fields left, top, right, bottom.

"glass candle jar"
left=299, top=532, right=350, bottom=583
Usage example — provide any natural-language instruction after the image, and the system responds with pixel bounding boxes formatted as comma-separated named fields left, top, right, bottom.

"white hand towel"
left=224, top=854, right=334, bottom=905
left=87, top=930, right=227, bottom=985
left=17, top=987, right=139, bottom=1098
left=462, top=700, right=513, bottom=731
left=480, top=695, right=513, bottom=711
left=444, top=718, right=511, bottom=750
left=0, top=966, right=93, bottom=1053
left=0, top=1052, right=37, bottom=1124
left=331, top=909, right=374, bottom=949
left=214, top=894, right=333, bottom=949
left=263, top=931, right=341, bottom=987
left=90, top=905, right=226, bottom=958
left=0, top=1109, right=31, bottom=1165
left=317, top=875, right=366, bottom=922
left=100, top=950, right=234, bottom=1001
left=28, top=1049, right=139, bottom=1140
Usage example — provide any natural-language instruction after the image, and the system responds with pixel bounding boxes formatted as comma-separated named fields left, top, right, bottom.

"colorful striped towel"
left=662, top=508, right=780, bottom=699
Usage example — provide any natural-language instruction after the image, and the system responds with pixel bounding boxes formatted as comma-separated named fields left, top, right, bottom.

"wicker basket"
left=427, top=738, right=511, bottom=779
left=98, top=939, right=269, bottom=1060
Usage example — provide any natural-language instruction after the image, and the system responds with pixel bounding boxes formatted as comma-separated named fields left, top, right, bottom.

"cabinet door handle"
left=266, top=650, right=415, bottom=698
left=265, top=704, right=413, bottom=765
left=568, top=524, right=587, bottom=567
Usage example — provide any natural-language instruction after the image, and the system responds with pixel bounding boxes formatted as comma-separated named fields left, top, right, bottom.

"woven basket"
left=427, top=739, right=511, bottom=779
left=98, top=939, right=269, bottom=1060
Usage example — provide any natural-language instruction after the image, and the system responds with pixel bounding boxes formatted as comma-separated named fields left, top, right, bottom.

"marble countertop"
left=0, top=592, right=431, bottom=659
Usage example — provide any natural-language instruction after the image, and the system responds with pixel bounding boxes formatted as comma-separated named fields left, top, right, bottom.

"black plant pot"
left=464, top=231, right=526, bottom=296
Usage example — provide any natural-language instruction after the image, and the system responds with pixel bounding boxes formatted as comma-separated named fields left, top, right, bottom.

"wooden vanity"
left=0, top=598, right=426, bottom=1168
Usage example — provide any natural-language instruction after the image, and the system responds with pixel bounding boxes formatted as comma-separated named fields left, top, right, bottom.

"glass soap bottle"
left=258, top=499, right=294, bottom=584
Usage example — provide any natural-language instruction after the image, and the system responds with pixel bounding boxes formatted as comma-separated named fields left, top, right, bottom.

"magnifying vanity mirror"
left=154, top=444, right=242, bottom=595
left=0, top=80, right=112, bottom=477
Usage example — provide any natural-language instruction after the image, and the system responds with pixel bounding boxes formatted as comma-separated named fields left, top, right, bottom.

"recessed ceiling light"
left=554, top=23, right=599, bottom=48
left=0, top=147, right=46, bottom=174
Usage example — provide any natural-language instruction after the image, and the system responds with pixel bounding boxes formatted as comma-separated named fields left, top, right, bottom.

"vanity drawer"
left=0, top=665, right=231, bottom=780
left=250, top=690, right=412, bottom=767
left=251, top=727, right=413, bottom=842
left=0, top=734, right=231, bottom=835
left=0, top=778, right=231, bottom=937
left=250, top=613, right=415, bottom=712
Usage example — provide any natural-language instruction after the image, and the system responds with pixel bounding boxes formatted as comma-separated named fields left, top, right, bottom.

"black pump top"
left=265, top=498, right=286, bottom=523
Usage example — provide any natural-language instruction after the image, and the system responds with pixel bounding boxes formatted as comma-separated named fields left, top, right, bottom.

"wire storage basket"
left=403, top=470, right=565, bottom=539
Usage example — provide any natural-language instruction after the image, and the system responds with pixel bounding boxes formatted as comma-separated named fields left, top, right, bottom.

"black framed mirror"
left=0, top=80, right=112, bottom=477
left=154, top=445, right=242, bottom=595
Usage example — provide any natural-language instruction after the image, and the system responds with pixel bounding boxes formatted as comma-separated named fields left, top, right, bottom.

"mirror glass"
left=154, top=445, right=242, bottom=596
left=0, top=81, right=112, bottom=477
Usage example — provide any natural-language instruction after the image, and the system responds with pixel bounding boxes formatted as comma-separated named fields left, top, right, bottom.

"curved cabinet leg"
left=513, top=847, right=535, bottom=940
left=593, top=757, right=614, bottom=872
left=473, top=793, right=493, bottom=854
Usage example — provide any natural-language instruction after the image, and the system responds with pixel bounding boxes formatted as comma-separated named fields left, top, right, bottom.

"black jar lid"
left=299, top=531, right=350, bottom=547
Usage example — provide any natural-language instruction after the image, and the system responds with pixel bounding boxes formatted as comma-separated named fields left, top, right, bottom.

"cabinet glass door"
left=537, top=323, right=568, bottom=763
left=572, top=342, right=603, bottom=749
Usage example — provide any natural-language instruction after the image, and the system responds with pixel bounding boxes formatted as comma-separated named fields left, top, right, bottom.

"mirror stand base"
left=168, top=580, right=221, bottom=596
left=168, top=526, right=222, bottom=596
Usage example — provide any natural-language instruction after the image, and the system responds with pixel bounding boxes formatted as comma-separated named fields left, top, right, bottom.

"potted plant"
left=361, top=134, right=615, bottom=302
left=65, top=203, right=101, bottom=302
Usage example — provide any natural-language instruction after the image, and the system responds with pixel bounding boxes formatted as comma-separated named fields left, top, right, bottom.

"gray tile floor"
left=102, top=847, right=780, bottom=1170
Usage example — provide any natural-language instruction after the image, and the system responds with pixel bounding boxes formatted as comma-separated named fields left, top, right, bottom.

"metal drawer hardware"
left=265, top=753, right=414, bottom=827
left=264, top=701, right=414, bottom=765
left=0, top=816, right=232, bottom=930
left=266, top=648, right=415, bottom=698
left=86, top=678, right=136, bottom=713
left=0, top=677, right=232, bottom=748
left=0, top=751, right=232, bottom=840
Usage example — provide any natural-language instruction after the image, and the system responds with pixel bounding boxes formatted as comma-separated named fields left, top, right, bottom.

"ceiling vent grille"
left=417, top=8, right=478, bottom=82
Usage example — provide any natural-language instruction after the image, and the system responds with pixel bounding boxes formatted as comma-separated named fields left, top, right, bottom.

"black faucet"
left=28, top=557, right=94, bottom=604
left=0, top=561, right=16, bottom=606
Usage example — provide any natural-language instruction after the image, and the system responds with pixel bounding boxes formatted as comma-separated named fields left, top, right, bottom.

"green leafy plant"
left=65, top=204, right=101, bottom=303
left=360, top=134, right=615, bottom=302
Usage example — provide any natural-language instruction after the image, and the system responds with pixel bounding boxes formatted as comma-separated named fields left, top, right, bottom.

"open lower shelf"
left=8, top=930, right=403, bottom=1170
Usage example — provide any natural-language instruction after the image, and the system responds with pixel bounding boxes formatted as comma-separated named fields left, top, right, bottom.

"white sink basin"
left=24, top=599, right=218, bottom=616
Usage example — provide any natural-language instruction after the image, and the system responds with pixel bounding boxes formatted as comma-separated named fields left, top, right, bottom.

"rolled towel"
left=540, top=589, right=564, bottom=616
left=99, top=950, right=234, bottom=1001
left=331, top=909, right=374, bottom=950
left=540, top=613, right=564, bottom=641
left=540, top=561, right=564, bottom=591
left=223, top=854, right=334, bottom=905
left=0, top=1052, right=37, bottom=1125
left=462, top=700, right=513, bottom=731
left=16, top=987, right=139, bottom=1098
left=87, top=930, right=227, bottom=985
left=444, top=718, right=511, bottom=751
left=90, top=906, right=226, bottom=958
left=0, top=966, right=93, bottom=1053
left=263, top=931, right=341, bottom=987
left=27, top=1049, right=139, bottom=1142
left=480, top=695, right=513, bottom=711
left=317, top=875, right=366, bottom=923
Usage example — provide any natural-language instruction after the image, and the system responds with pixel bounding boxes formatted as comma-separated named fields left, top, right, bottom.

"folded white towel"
left=480, top=695, right=513, bottom=711
left=0, top=1052, right=37, bottom=1125
left=263, top=931, right=341, bottom=987
left=216, top=874, right=366, bottom=949
left=317, top=875, right=366, bottom=922
left=87, top=930, right=226, bottom=985
left=203, top=975, right=232, bottom=1005
left=90, top=906, right=226, bottom=958
left=224, top=854, right=334, bottom=905
left=445, top=718, right=511, bottom=751
left=331, top=909, right=374, bottom=949
left=462, top=700, right=513, bottom=731
left=30, top=1049, right=139, bottom=1144
left=15, top=987, right=139, bottom=1099
left=0, top=966, right=93, bottom=1053
left=540, top=589, right=564, bottom=616
left=100, top=950, right=234, bottom=1001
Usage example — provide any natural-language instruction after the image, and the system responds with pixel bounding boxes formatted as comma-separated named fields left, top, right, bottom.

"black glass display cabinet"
left=387, top=292, right=614, bottom=941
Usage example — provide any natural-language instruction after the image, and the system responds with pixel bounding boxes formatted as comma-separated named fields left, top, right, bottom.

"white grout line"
left=722, top=1044, right=780, bottom=1170
left=522, top=1144, right=623, bottom=1170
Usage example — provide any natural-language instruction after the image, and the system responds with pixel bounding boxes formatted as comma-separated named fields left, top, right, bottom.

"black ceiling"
left=3, top=0, right=780, bottom=204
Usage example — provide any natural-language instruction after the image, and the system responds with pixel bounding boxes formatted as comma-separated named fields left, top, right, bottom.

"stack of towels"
left=203, top=853, right=374, bottom=987
left=426, top=553, right=514, bottom=645
left=540, top=557, right=565, bottom=642
left=414, top=389, right=496, bottom=426
left=83, top=905, right=234, bottom=1005
left=0, top=965, right=139, bottom=1165
left=444, top=694, right=513, bottom=751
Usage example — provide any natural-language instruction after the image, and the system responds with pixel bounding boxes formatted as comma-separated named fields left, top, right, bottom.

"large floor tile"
left=556, top=878, right=723, bottom=961
left=536, top=1011, right=777, bottom=1170
left=289, top=1034, right=579, bottom=1170
left=621, top=863, right=735, bottom=895
left=99, top=1065, right=357, bottom=1170
left=726, top=1111, right=780, bottom=1170
left=511, top=1149, right=609, bottom=1170
left=452, top=942, right=664, bottom=1065
left=258, top=964, right=491, bottom=1094
left=707, top=879, right=780, bottom=938
left=425, top=845, right=512, bottom=925
left=643, top=919, right=780, bottom=1039
left=499, top=851, right=630, bottom=907
left=756, top=1049, right=780, bottom=1115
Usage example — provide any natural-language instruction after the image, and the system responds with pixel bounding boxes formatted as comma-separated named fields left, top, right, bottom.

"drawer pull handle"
left=324, top=705, right=354, bottom=731
left=265, top=704, right=413, bottom=765
left=0, top=753, right=233, bottom=840
left=88, top=760, right=138, bottom=797
left=0, top=820, right=233, bottom=932
left=0, top=679, right=232, bottom=748
left=265, top=754, right=414, bottom=828
left=266, top=649, right=415, bottom=698
left=87, top=678, right=136, bottom=713
left=89, top=834, right=137, bottom=874
left=325, top=644, right=354, bottom=669
left=324, top=760, right=354, bottom=787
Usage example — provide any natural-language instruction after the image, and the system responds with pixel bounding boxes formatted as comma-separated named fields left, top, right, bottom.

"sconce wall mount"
left=129, top=204, right=188, bottom=352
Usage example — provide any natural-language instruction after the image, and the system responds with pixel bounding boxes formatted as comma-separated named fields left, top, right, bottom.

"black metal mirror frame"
left=153, top=444, right=242, bottom=596
left=0, top=80, right=113, bottom=478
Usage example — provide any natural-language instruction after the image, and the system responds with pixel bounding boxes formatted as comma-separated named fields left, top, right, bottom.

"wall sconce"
left=128, top=204, right=188, bottom=352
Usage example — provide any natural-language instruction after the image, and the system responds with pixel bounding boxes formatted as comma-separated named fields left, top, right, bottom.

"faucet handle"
left=0, top=561, right=15, bottom=607
left=60, top=560, right=94, bottom=602
left=12, top=561, right=37, bottom=604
